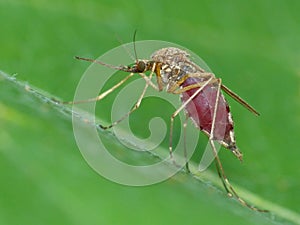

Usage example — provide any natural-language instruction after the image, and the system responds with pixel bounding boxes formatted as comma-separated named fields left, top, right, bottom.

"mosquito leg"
left=62, top=73, right=135, bottom=105
left=221, top=84, right=259, bottom=116
left=208, top=78, right=231, bottom=194
left=169, top=73, right=214, bottom=94
left=210, top=140, right=238, bottom=199
left=214, top=160, right=231, bottom=195
left=207, top=78, right=238, bottom=198
left=100, top=63, right=157, bottom=129
left=99, top=78, right=150, bottom=129
left=209, top=79, right=268, bottom=212
left=209, top=79, right=236, bottom=196
left=183, top=115, right=190, bottom=173
left=169, top=115, right=175, bottom=162
left=138, top=72, right=159, bottom=91
left=211, top=139, right=267, bottom=212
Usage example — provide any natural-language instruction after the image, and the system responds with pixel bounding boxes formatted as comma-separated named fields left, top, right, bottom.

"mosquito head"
left=123, top=59, right=151, bottom=73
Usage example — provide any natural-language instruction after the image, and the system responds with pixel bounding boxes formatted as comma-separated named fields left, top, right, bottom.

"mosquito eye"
left=137, top=61, right=146, bottom=72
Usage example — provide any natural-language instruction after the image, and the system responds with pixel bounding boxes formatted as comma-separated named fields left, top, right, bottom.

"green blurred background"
left=1, top=0, right=300, bottom=224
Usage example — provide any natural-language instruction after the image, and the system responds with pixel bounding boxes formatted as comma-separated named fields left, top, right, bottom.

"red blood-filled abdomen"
left=181, top=77, right=234, bottom=146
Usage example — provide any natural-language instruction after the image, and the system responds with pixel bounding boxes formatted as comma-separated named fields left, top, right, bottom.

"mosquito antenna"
left=115, top=33, right=135, bottom=62
left=133, top=29, right=138, bottom=62
left=74, top=56, right=128, bottom=71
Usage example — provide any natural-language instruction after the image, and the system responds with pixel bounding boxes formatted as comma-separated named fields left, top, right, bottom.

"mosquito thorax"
left=151, top=47, right=190, bottom=64
left=150, top=47, right=204, bottom=90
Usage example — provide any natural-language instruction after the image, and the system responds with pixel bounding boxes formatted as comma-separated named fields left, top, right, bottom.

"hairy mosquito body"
left=69, top=46, right=267, bottom=212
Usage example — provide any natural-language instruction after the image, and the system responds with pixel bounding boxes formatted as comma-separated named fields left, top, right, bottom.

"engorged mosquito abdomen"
left=181, top=77, right=237, bottom=150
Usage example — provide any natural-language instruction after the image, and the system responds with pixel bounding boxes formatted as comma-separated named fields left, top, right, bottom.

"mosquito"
left=63, top=35, right=267, bottom=212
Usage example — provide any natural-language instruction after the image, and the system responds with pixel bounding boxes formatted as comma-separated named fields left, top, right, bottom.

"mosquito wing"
left=221, top=84, right=260, bottom=116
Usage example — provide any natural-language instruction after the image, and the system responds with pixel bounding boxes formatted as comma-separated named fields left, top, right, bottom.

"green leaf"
left=0, top=71, right=298, bottom=225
